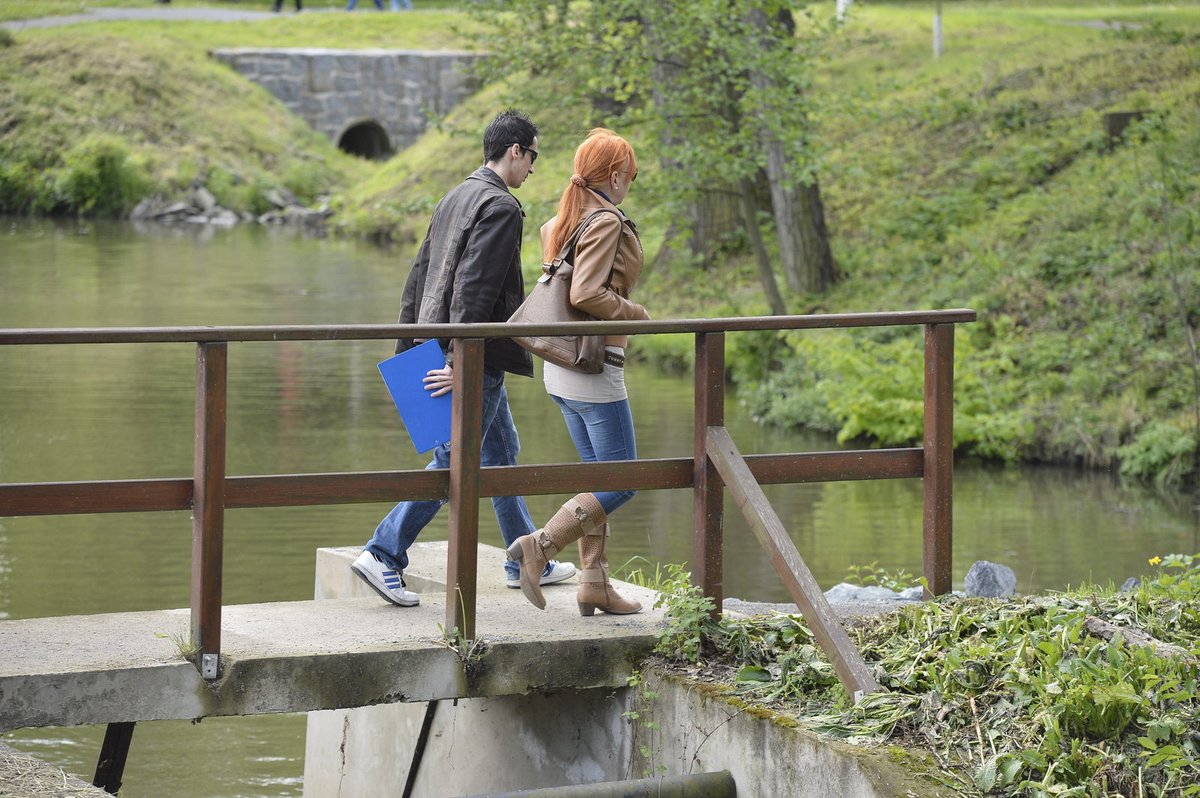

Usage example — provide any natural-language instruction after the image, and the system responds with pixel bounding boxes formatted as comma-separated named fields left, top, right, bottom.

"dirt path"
left=1, top=6, right=337, bottom=30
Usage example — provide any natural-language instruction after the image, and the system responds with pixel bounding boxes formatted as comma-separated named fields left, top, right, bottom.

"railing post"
left=446, top=338, right=484, bottom=641
left=694, top=332, right=725, bottom=615
left=192, top=341, right=227, bottom=679
left=923, top=323, right=954, bottom=597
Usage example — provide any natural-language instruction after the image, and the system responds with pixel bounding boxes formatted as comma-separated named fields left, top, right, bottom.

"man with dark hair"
left=352, top=109, right=576, bottom=606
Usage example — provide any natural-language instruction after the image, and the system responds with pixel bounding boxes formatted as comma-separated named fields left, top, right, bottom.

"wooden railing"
left=0, top=310, right=974, bottom=696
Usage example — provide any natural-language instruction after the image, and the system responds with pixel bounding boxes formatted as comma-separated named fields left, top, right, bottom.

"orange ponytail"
left=547, top=128, right=638, bottom=258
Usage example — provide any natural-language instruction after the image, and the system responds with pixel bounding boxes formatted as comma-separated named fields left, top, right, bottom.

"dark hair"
left=483, top=109, right=538, bottom=164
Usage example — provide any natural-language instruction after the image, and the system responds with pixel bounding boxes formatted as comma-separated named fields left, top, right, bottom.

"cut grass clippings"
left=653, top=553, right=1200, bottom=796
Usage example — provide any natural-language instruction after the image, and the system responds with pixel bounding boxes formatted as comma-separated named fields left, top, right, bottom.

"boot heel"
left=506, top=540, right=524, bottom=561
left=577, top=602, right=596, bottom=617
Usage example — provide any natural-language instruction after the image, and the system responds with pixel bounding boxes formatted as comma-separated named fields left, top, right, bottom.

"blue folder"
left=377, top=339, right=453, bottom=454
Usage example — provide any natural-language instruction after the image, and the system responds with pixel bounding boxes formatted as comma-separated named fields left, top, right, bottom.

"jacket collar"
left=470, top=165, right=514, bottom=192
left=581, top=186, right=635, bottom=232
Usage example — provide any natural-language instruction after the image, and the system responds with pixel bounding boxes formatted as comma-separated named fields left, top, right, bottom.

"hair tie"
left=569, top=174, right=587, bottom=188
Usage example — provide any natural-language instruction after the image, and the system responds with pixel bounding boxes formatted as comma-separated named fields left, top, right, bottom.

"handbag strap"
left=550, top=209, right=622, bottom=268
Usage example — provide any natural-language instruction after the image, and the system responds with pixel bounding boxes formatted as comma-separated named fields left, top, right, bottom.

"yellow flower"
left=1149, top=556, right=1162, bottom=566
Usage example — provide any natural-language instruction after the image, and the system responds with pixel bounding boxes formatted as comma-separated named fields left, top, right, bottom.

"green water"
left=1, top=217, right=1195, bottom=796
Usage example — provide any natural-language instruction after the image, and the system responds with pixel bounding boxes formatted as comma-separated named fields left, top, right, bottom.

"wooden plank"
left=693, top=332, right=726, bottom=614
left=923, top=324, right=954, bottom=597
left=744, top=448, right=923, bottom=484
left=191, top=342, right=227, bottom=679
left=0, top=480, right=194, bottom=515
left=0, top=450, right=923, bottom=517
left=0, top=309, right=978, bottom=346
left=225, top=471, right=447, bottom=507
left=705, top=426, right=881, bottom=699
left=446, top=339, right=483, bottom=641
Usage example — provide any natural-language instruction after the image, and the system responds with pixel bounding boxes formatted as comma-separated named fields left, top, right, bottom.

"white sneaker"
left=506, top=560, right=577, bottom=589
left=351, top=550, right=419, bottom=606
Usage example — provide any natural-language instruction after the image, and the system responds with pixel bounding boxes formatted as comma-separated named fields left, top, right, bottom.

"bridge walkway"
left=0, top=543, right=664, bottom=733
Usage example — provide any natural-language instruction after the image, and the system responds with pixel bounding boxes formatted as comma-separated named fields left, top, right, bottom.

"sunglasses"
left=510, top=143, right=538, bottom=164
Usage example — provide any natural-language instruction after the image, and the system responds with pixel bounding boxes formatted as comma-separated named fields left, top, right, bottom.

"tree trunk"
left=643, top=12, right=743, bottom=270
left=748, top=6, right=838, bottom=295
left=764, top=142, right=805, bottom=293
left=686, top=189, right=742, bottom=268
left=739, top=178, right=787, bottom=316
left=796, top=179, right=839, bottom=292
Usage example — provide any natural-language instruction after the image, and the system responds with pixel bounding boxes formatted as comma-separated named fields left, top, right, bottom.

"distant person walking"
left=392, top=0, right=412, bottom=10
left=272, top=0, right=301, bottom=11
left=345, top=0, right=384, bottom=9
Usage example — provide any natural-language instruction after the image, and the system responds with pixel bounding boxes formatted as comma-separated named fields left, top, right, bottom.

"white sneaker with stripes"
left=351, top=550, right=419, bottom=607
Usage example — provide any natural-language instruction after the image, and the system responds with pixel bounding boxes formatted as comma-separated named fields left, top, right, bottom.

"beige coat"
left=539, top=191, right=647, bottom=348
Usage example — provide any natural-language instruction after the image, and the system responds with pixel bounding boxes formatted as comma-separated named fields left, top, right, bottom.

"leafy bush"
left=0, top=160, right=39, bottom=214
left=49, top=134, right=150, bottom=217
left=1118, top=421, right=1197, bottom=488
left=651, top=564, right=717, bottom=663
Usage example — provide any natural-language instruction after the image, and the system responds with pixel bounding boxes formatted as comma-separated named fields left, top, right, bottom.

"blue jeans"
left=367, top=367, right=534, bottom=578
left=550, top=395, right=638, bottom=515
left=391, top=0, right=411, bottom=9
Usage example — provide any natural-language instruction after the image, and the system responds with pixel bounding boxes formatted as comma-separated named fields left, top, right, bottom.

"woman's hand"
left=423, top=365, right=454, bottom=397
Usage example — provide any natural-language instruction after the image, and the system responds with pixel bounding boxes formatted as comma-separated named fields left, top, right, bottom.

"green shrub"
left=282, top=159, right=333, bottom=205
left=50, top=135, right=150, bottom=217
left=0, top=160, right=40, bottom=214
left=1118, top=421, right=1197, bottom=487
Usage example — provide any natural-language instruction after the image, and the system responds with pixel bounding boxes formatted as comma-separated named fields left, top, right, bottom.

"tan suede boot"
left=576, top=522, right=642, bottom=616
left=507, top=493, right=605, bottom=610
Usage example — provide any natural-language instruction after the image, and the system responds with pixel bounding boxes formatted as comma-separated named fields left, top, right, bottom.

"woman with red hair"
left=507, top=129, right=649, bottom=616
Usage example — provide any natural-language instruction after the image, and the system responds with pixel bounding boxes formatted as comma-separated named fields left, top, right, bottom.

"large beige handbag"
left=508, top=210, right=618, bottom=374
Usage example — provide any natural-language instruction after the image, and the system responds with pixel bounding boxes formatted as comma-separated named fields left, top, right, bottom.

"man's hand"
left=423, top=365, right=454, bottom=397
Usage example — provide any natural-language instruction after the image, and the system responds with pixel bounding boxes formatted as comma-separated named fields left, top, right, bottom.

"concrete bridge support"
left=303, top=545, right=637, bottom=796
left=302, top=547, right=949, bottom=798
left=209, top=48, right=487, bottom=159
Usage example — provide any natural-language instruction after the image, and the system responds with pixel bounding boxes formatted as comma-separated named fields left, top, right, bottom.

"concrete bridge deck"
left=0, top=543, right=664, bottom=733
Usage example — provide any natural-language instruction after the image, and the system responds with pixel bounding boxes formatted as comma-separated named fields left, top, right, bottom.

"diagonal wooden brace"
left=705, top=426, right=882, bottom=700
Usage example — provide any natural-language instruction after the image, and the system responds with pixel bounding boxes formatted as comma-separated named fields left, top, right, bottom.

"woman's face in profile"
left=608, top=157, right=636, bottom=205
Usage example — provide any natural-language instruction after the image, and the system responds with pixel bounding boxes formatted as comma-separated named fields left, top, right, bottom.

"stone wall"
left=209, top=48, right=486, bottom=155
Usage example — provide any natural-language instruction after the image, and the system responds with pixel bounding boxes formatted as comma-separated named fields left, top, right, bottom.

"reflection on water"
left=1, top=217, right=1196, bottom=796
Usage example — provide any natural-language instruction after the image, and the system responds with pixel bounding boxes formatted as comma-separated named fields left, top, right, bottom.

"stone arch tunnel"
left=209, top=48, right=487, bottom=160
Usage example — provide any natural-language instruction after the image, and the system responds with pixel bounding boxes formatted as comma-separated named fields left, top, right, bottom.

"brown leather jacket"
left=539, top=190, right=647, bottom=348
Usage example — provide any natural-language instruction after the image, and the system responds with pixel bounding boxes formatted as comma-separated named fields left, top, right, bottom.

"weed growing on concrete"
left=844, top=561, right=918, bottom=593
left=622, top=670, right=666, bottom=778
left=612, top=556, right=669, bottom=589
left=155, top=626, right=198, bottom=661
left=436, top=624, right=487, bottom=666
left=651, top=564, right=718, bottom=663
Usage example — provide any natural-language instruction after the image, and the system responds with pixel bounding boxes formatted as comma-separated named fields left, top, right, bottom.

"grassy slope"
left=0, top=9, right=478, bottom=214
left=792, top=5, right=1200, bottom=483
